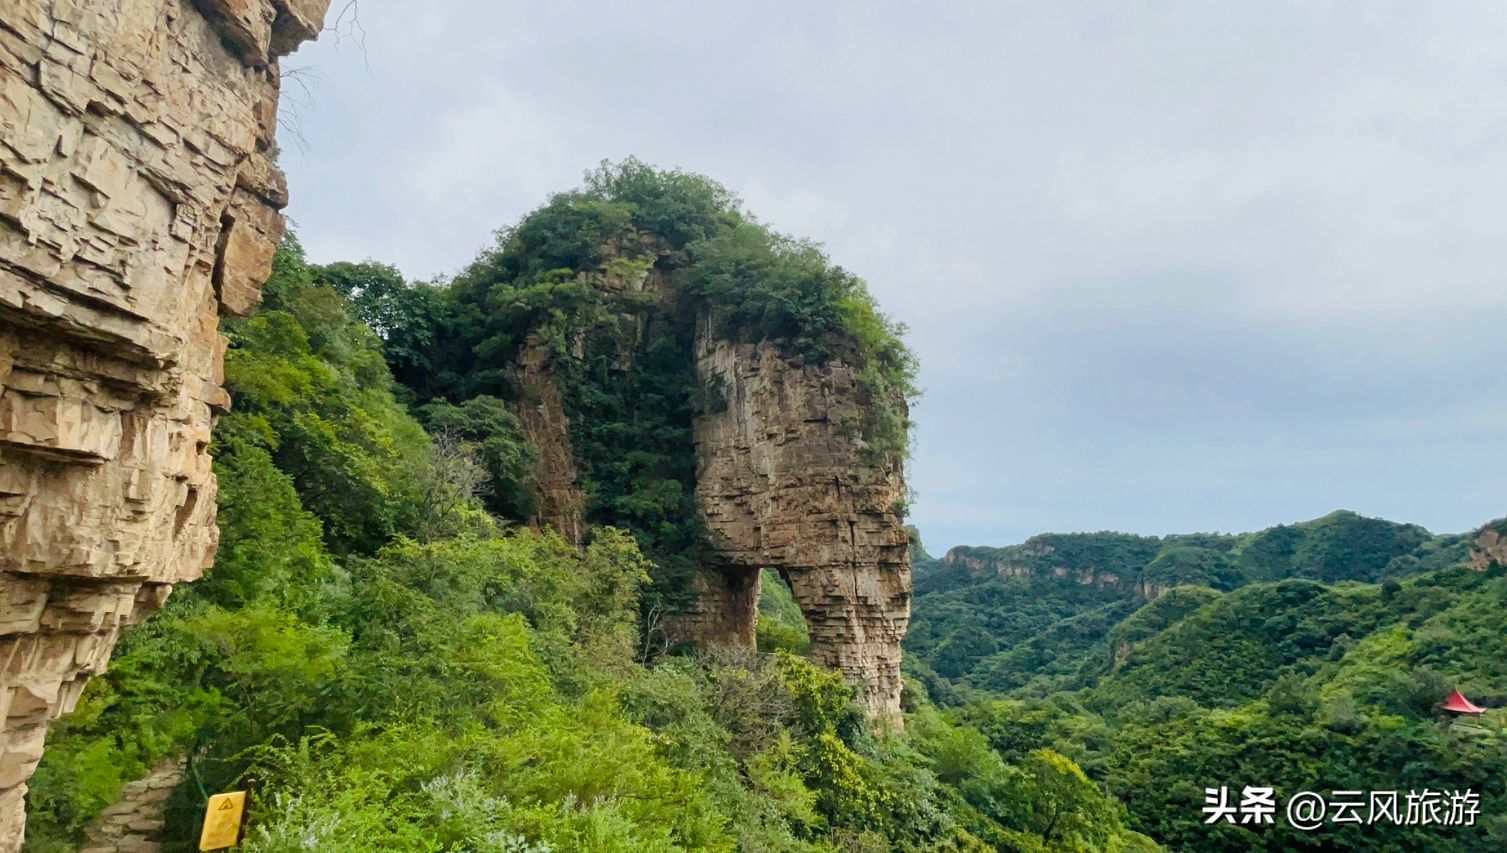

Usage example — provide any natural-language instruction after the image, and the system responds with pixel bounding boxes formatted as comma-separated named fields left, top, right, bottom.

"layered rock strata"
left=0, top=0, right=325, bottom=846
left=512, top=340, right=586, bottom=546
left=690, top=320, right=912, bottom=727
left=506, top=265, right=915, bottom=725
left=80, top=758, right=181, bottom=853
left=942, top=545, right=1151, bottom=596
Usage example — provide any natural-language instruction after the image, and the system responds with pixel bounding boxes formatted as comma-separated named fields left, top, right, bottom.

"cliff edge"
left=0, top=0, right=326, bottom=846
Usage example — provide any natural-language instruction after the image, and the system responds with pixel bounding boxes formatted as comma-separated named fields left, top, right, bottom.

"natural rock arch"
left=494, top=267, right=915, bottom=726
left=677, top=325, right=912, bottom=727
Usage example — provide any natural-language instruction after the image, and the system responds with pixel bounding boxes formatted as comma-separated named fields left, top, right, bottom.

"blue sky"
left=278, top=0, right=1507, bottom=551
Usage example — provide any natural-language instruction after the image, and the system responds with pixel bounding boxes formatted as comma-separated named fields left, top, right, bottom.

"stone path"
left=78, top=759, right=182, bottom=853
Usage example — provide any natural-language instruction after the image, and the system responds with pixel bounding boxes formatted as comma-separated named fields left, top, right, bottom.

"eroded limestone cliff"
left=1468, top=519, right=1507, bottom=570
left=0, top=0, right=325, bottom=846
left=690, top=325, right=912, bottom=726
left=496, top=252, right=914, bottom=727
left=942, top=544, right=1152, bottom=596
left=512, top=339, right=587, bottom=547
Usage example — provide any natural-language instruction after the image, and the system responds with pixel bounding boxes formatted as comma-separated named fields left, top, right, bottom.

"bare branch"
left=325, top=0, right=372, bottom=74
left=275, top=65, right=320, bottom=155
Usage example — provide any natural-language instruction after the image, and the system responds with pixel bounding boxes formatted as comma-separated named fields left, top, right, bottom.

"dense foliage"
left=23, top=235, right=1148, bottom=852
left=911, top=513, right=1470, bottom=694
left=909, top=521, right=1507, bottom=850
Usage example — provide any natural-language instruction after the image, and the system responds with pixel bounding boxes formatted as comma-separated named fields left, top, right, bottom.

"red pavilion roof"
left=1441, top=689, right=1486, bottom=715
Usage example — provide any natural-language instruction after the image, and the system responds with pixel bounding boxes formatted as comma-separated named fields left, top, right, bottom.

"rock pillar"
left=691, top=324, right=912, bottom=726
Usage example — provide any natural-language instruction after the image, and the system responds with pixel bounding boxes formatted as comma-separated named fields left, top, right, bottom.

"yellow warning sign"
left=198, top=790, right=246, bottom=850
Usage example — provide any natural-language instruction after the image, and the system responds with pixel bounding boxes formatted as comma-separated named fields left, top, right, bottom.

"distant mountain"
left=907, top=511, right=1472, bottom=696
left=934, top=510, right=1465, bottom=595
left=905, top=514, right=1507, bottom=850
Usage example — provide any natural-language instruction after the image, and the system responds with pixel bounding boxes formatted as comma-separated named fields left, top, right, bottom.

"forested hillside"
left=908, top=521, right=1507, bottom=850
left=908, top=514, right=1470, bottom=695
left=22, top=166, right=1156, bottom=852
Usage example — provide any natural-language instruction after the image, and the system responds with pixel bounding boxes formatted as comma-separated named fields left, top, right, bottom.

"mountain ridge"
left=905, top=513, right=1507, bottom=849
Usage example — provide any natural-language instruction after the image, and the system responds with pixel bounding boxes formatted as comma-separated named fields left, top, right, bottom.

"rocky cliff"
left=942, top=541, right=1153, bottom=596
left=1468, top=519, right=1507, bottom=570
left=512, top=338, right=587, bottom=546
left=490, top=247, right=914, bottom=726
left=0, top=0, right=325, bottom=846
left=690, top=321, right=911, bottom=726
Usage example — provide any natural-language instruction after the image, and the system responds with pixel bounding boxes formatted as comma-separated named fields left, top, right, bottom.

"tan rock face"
left=690, top=323, right=912, bottom=727
left=1468, top=521, right=1507, bottom=570
left=941, top=546, right=1150, bottom=597
left=513, top=339, right=587, bottom=547
left=506, top=261, right=915, bottom=725
left=80, top=757, right=181, bottom=853
left=0, top=0, right=325, bottom=847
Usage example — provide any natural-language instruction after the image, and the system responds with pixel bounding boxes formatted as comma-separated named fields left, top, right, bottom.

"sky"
left=277, top=0, right=1507, bottom=551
